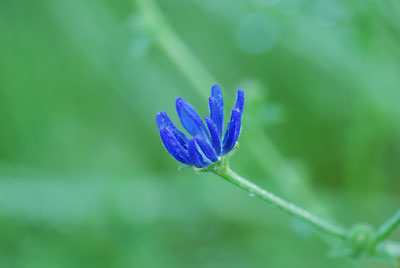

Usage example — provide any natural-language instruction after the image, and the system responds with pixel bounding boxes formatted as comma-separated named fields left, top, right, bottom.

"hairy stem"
left=213, top=165, right=348, bottom=239
left=374, top=209, right=400, bottom=247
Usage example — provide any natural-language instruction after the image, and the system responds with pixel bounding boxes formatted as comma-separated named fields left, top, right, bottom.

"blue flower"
left=156, top=84, right=244, bottom=168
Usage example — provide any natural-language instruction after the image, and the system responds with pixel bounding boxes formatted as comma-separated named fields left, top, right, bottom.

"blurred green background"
left=0, top=0, right=399, bottom=267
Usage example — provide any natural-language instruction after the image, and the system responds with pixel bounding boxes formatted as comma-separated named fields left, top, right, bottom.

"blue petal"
left=211, top=84, right=224, bottom=110
left=188, top=138, right=212, bottom=168
left=195, top=135, right=218, bottom=162
left=205, top=116, right=221, bottom=156
left=176, top=97, right=210, bottom=141
left=159, top=127, right=192, bottom=165
left=209, top=97, right=224, bottom=139
left=222, top=121, right=230, bottom=144
left=157, top=111, right=188, bottom=149
left=235, top=89, right=244, bottom=113
left=222, top=108, right=242, bottom=154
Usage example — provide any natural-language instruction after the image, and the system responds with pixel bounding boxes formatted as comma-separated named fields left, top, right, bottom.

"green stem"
left=214, top=165, right=347, bottom=239
left=374, top=209, right=400, bottom=246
